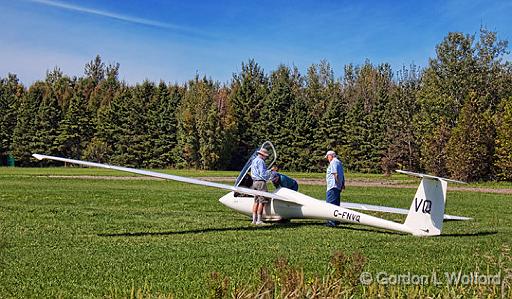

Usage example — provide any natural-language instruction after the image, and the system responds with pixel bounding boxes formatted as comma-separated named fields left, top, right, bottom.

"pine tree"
left=229, top=59, right=269, bottom=168
left=176, top=77, right=212, bottom=168
left=32, top=85, right=62, bottom=161
left=341, top=62, right=393, bottom=173
left=382, top=65, right=421, bottom=174
left=258, top=65, right=297, bottom=167
left=146, top=82, right=181, bottom=168
left=315, top=87, right=347, bottom=171
left=56, top=87, right=94, bottom=159
left=215, top=87, right=237, bottom=170
left=84, top=55, right=106, bottom=85
left=12, top=82, right=45, bottom=165
left=284, top=94, right=318, bottom=171
left=194, top=79, right=229, bottom=170
left=114, top=81, right=154, bottom=167
left=86, top=85, right=129, bottom=163
left=0, top=74, right=24, bottom=164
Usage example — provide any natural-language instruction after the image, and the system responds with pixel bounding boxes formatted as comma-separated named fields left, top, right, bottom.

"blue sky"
left=1, top=0, right=511, bottom=85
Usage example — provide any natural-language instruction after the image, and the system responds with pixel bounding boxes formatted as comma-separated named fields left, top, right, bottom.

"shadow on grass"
left=328, top=225, right=403, bottom=235
left=441, top=231, right=498, bottom=237
left=96, top=222, right=486, bottom=238
left=97, top=221, right=412, bottom=237
left=97, top=221, right=327, bottom=237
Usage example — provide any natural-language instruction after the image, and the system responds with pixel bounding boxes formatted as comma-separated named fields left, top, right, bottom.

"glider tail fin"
left=398, top=170, right=465, bottom=236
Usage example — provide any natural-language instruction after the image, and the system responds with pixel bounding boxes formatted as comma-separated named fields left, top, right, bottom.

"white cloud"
left=28, top=0, right=209, bottom=36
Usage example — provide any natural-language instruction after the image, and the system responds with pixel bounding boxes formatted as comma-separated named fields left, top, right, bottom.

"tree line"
left=1, top=28, right=512, bottom=181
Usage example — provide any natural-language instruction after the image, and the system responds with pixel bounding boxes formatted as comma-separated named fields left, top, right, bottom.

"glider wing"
left=32, top=154, right=300, bottom=205
left=341, top=201, right=471, bottom=221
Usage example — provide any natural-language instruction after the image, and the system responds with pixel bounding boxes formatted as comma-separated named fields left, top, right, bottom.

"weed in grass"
left=106, top=283, right=174, bottom=299
left=206, top=250, right=512, bottom=299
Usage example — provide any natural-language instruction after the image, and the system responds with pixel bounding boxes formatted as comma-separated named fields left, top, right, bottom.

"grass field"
left=1, top=167, right=511, bottom=298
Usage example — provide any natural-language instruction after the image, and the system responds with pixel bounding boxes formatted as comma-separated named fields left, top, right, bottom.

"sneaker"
left=255, top=221, right=264, bottom=225
left=251, top=220, right=257, bottom=225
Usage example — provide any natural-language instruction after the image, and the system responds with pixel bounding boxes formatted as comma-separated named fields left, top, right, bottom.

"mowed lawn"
left=0, top=168, right=511, bottom=297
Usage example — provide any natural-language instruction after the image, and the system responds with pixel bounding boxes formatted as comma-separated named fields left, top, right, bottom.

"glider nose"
left=219, top=192, right=234, bottom=208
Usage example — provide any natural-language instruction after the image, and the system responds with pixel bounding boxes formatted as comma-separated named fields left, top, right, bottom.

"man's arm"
left=338, top=162, right=345, bottom=190
left=258, top=159, right=272, bottom=181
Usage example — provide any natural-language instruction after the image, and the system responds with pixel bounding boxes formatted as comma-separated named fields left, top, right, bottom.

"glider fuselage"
left=218, top=187, right=417, bottom=235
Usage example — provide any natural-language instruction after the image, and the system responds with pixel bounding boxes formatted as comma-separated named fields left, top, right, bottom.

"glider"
left=32, top=142, right=471, bottom=237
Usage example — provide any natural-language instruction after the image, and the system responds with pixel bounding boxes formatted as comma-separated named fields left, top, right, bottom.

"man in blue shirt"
left=325, top=150, right=345, bottom=227
left=271, top=166, right=299, bottom=191
left=250, top=148, right=273, bottom=225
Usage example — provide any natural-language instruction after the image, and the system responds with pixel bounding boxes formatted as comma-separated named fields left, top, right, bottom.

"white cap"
left=325, top=150, right=336, bottom=158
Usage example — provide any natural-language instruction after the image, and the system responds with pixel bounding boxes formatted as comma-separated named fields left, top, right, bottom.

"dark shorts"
left=252, top=180, right=269, bottom=204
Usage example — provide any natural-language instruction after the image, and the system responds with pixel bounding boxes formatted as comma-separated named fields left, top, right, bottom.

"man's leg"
left=256, top=202, right=265, bottom=224
left=252, top=200, right=258, bottom=224
left=326, top=188, right=341, bottom=226
left=251, top=181, right=265, bottom=224
left=254, top=181, right=268, bottom=225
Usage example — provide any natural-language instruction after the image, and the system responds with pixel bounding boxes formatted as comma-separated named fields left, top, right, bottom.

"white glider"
left=32, top=146, right=470, bottom=236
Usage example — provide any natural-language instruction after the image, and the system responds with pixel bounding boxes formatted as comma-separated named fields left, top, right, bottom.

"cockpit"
left=234, top=141, right=276, bottom=196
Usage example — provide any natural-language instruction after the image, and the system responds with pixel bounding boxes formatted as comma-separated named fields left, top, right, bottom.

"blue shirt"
left=250, top=156, right=272, bottom=181
left=326, top=157, right=345, bottom=191
left=273, top=173, right=299, bottom=191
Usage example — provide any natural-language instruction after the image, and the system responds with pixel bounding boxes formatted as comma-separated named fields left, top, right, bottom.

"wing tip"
left=395, top=170, right=467, bottom=184
left=32, top=154, right=44, bottom=161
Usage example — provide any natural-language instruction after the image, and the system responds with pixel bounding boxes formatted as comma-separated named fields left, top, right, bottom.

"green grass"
left=0, top=168, right=511, bottom=298
left=4, top=166, right=512, bottom=188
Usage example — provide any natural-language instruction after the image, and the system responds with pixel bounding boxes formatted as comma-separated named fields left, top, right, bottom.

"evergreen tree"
left=86, top=84, right=129, bottom=163
left=176, top=77, right=213, bottom=168
left=382, top=65, right=421, bottom=174
left=305, top=60, right=336, bottom=118
left=56, top=83, right=94, bottom=159
left=229, top=59, right=269, bottom=168
left=114, top=81, right=154, bottom=167
left=315, top=86, right=346, bottom=171
left=215, top=87, right=237, bottom=170
left=32, top=84, right=62, bottom=161
left=284, top=94, right=318, bottom=171
left=342, top=62, right=393, bottom=173
left=88, top=60, right=121, bottom=111
left=84, top=55, right=106, bottom=85
left=12, top=82, right=45, bottom=165
left=146, top=82, right=181, bottom=168
left=194, top=80, right=232, bottom=170
left=342, top=98, right=369, bottom=171
left=258, top=65, right=297, bottom=167
left=45, top=67, right=74, bottom=109
left=0, top=74, right=24, bottom=164
left=2, top=31, right=511, bottom=180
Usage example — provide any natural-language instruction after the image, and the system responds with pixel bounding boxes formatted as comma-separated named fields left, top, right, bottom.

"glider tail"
left=398, top=170, right=466, bottom=236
